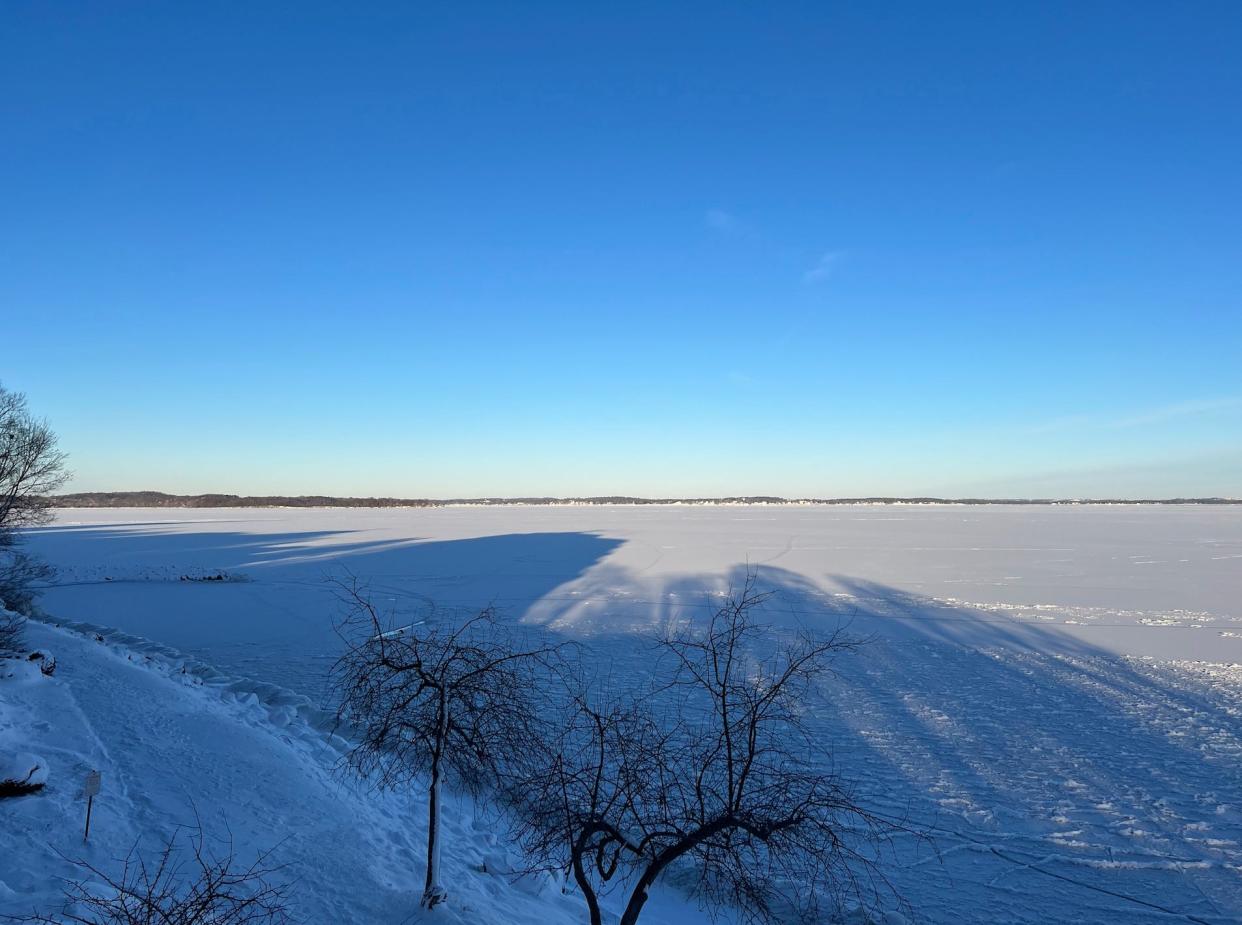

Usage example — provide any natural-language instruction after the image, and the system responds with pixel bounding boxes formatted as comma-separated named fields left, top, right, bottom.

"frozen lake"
left=30, top=504, right=1242, bottom=677
left=24, top=505, right=1242, bottom=923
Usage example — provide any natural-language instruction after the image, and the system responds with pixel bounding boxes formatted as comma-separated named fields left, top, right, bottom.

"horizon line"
left=46, top=490, right=1242, bottom=508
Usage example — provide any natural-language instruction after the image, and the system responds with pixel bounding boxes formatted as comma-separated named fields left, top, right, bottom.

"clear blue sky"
left=4, top=2, right=1240, bottom=498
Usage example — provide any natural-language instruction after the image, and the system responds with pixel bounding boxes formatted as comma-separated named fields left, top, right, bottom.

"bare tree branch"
left=0, top=384, right=69, bottom=622
left=507, top=573, right=915, bottom=925
left=16, top=822, right=290, bottom=925
left=331, top=575, right=565, bottom=911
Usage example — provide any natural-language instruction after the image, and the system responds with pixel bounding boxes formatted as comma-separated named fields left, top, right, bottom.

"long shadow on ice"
left=525, top=562, right=1242, bottom=925
left=30, top=523, right=623, bottom=586
left=28, top=523, right=624, bottom=702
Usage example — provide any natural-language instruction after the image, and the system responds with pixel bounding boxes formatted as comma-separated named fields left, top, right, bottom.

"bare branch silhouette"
left=508, top=574, right=911, bottom=925
left=331, top=574, right=563, bottom=910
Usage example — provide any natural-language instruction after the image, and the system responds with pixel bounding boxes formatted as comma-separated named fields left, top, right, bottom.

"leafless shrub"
left=0, top=606, right=25, bottom=654
left=0, top=385, right=69, bottom=540
left=0, top=550, right=55, bottom=623
left=0, top=384, right=68, bottom=617
left=331, top=575, right=563, bottom=910
left=20, top=825, right=290, bottom=924
left=508, top=575, right=908, bottom=925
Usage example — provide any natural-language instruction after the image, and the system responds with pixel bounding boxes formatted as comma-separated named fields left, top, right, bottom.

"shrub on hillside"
left=0, top=383, right=69, bottom=619
left=23, top=825, right=290, bottom=925
left=0, top=607, right=24, bottom=653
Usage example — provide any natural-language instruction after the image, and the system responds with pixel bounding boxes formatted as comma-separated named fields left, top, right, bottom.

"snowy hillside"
left=0, top=616, right=724, bottom=925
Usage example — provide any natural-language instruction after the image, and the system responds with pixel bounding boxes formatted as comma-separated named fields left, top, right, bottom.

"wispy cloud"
left=705, top=212, right=848, bottom=287
left=1022, top=396, right=1242, bottom=435
left=704, top=208, right=753, bottom=237
left=1019, top=413, right=1096, bottom=436
left=940, top=447, right=1242, bottom=499
left=803, top=250, right=844, bottom=284
left=1107, top=396, right=1242, bottom=429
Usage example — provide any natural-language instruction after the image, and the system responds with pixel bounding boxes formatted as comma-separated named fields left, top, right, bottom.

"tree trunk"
left=620, top=820, right=731, bottom=925
left=421, top=756, right=446, bottom=908
left=422, top=693, right=449, bottom=909
left=618, top=862, right=660, bottom=925
left=571, top=841, right=604, bottom=925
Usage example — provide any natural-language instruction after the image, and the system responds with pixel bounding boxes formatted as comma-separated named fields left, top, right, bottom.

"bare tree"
left=0, top=553, right=54, bottom=637
left=509, top=576, right=903, bottom=925
left=331, top=577, right=561, bottom=910
left=0, top=384, right=69, bottom=623
left=0, top=385, right=69, bottom=541
left=504, top=679, right=664, bottom=925
left=0, top=605, right=28, bottom=654
left=21, top=825, right=290, bottom=925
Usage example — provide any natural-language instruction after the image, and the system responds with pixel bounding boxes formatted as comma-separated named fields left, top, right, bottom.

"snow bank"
left=0, top=657, right=43, bottom=683
left=36, top=612, right=342, bottom=743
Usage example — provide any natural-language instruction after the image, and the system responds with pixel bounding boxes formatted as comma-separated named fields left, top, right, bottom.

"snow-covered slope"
left=0, top=617, right=717, bottom=924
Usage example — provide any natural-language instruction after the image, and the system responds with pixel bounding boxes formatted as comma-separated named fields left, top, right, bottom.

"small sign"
left=83, top=770, right=101, bottom=841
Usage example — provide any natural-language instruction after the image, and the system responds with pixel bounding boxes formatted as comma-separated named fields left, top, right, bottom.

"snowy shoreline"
left=48, top=496, right=1242, bottom=511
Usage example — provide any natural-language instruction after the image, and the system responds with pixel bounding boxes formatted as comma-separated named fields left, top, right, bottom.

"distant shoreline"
left=47, top=491, right=1241, bottom=509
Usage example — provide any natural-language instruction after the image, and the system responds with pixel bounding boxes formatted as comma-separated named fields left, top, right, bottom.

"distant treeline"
left=46, top=491, right=1240, bottom=508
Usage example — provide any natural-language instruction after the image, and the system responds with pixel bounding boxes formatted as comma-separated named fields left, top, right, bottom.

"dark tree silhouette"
left=0, top=384, right=69, bottom=635
left=332, top=577, right=561, bottom=910
left=0, top=384, right=68, bottom=545
left=22, top=825, right=290, bottom=925
left=509, top=576, right=904, bottom=925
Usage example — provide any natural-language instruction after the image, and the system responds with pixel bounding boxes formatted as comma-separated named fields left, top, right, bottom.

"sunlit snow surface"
left=23, top=505, right=1242, bottom=923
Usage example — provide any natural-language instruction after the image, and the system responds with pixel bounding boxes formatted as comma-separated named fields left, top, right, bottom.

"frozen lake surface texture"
left=22, top=505, right=1242, bottom=923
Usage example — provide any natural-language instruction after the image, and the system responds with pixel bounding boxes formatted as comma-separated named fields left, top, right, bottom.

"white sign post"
left=83, top=770, right=101, bottom=841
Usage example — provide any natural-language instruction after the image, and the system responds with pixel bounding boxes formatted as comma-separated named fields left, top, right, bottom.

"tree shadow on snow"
left=525, top=562, right=1242, bottom=924
left=25, top=521, right=625, bottom=705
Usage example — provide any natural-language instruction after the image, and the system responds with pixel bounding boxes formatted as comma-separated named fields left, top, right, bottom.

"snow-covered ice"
left=3, top=504, right=1241, bottom=923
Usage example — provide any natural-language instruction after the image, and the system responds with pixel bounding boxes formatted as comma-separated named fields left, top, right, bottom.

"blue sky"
left=3, top=2, right=1240, bottom=498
